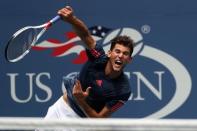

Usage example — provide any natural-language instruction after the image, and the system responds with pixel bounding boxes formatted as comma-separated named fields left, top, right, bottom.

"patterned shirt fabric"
left=63, top=42, right=131, bottom=117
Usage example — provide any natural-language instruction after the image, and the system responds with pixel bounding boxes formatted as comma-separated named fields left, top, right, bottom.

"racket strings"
left=5, top=15, right=60, bottom=62
left=6, top=28, right=38, bottom=62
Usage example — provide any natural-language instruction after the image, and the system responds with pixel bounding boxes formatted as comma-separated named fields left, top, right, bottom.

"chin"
left=113, top=66, right=123, bottom=72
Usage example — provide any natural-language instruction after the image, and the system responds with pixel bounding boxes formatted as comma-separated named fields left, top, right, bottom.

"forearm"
left=67, top=16, right=89, bottom=37
left=58, top=6, right=95, bottom=49
left=77, top=100, right=103, bottom=118
left=67, top=16, right=95, bottom=49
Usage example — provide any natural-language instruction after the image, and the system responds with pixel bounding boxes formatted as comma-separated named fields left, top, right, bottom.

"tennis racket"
left=5, top=15, right=61, bottom=62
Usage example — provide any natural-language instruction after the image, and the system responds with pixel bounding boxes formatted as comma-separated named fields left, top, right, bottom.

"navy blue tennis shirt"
left=63, top=42, right=131, bottom=117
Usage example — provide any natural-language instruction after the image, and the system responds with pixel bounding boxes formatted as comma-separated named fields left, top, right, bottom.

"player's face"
left=107, top=43, right=132, bottom=72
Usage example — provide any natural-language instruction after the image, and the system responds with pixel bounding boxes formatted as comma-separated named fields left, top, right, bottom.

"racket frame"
left=5, top=15, right=60, bottom=62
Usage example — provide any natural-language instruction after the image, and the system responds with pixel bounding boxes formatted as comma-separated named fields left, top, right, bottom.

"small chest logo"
left=96, top=80, right=103, bottom=87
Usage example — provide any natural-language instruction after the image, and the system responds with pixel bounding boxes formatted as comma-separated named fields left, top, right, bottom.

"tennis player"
left=44, top=6, right=134, bottom=119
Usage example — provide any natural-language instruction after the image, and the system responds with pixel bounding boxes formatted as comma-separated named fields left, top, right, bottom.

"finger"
left=75, top=80, right=79, bottom=86
left=58, top=9, right=68, bottom=16
left=65, top=6, right=72, bottom=11
left=72, top=85, right=77, bottom=93
left=57, top=10, right=63, bottom=15
left=84, top=86, right=91, bottom=96
left=75, top=80, right=80, bottom=86
left=75, top=80, right=82, bottom=91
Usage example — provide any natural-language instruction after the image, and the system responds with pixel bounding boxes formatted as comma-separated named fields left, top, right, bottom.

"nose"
left=118, top=52, right=123, bottom=58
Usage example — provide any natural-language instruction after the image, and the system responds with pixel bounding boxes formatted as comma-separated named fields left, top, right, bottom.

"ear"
left=107, top=50, right=112, bottom=58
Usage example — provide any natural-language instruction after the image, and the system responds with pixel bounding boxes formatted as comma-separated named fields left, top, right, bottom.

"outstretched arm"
left=73, top=80, right=112, bottom=118
left=58, top=6, right=95, bottom=49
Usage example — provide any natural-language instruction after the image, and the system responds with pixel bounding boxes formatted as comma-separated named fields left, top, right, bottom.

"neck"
left=105, top=62, right=122, bottom=79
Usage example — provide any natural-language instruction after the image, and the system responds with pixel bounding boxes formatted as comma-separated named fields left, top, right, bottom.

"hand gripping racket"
left=5, top=15, right=61, bottom=62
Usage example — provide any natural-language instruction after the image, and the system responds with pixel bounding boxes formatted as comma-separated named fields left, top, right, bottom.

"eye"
left=123, top=52, right=130, bottom=56
left=114, top=49, right=121, bottom=54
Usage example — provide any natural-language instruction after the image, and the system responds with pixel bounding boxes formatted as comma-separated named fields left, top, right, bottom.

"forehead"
left=112, top=43, right=130, bottom=52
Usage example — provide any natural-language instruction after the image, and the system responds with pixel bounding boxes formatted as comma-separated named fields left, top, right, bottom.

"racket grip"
left=46, top=15, right=61, bottom=29
left=50, top=15, right=61, bottom=24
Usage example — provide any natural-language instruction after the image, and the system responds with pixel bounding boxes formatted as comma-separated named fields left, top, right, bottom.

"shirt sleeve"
left=106, top=92, right=131, bottom=112
left=86, top=42, right=106, bottom=61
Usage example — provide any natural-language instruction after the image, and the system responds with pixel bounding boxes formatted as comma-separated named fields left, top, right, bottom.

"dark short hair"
left=110, top=35, right=134, bottom=56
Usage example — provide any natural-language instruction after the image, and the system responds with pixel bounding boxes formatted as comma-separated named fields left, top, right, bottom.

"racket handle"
left=50, top=15, right=61, bottom=24
left=45, top=15, right=61, bottom=29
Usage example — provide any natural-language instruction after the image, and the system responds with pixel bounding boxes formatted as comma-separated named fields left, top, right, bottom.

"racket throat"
left=45, top=22, right=52, bottom=29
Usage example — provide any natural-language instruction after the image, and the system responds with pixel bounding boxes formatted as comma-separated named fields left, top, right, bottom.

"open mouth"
left=115, top=60, right=123, bottom=66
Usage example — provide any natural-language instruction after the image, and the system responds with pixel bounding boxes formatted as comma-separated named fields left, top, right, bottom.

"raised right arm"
left=58, top=6, right=95, bottom=49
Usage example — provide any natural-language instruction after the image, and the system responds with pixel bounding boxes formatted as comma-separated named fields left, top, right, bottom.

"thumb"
left=84, top=87, right=91, bottom=96
left=66, top=6, right=72, bottom=11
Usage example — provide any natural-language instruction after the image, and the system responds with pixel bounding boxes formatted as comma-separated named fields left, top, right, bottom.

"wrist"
left=67, top=15, right=78, bottom=24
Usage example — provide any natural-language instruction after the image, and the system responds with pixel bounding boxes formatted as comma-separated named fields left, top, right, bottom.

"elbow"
left=87, top=112, right=110, bottom=118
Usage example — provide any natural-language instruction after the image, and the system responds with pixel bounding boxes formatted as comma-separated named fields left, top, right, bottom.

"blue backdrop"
left=0, top=0, right=196, bottom=118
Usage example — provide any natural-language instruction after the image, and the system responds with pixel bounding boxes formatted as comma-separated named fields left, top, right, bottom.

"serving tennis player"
left=44, top=6, right=134, bottom=119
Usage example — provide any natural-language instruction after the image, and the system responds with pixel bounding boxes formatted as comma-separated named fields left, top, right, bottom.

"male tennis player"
left=44, top=6, right=134, bottom=119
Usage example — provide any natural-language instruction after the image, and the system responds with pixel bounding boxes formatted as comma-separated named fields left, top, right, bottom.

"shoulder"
left=120, top=73, right=130, bottom=85
left=86, top=41, right=104, bottom=55
left=86, top=41, right=108, bottom=62
left=116, top=73, right=131, bottom=93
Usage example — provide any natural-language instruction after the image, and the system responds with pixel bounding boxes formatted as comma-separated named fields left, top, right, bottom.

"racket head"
left=5, top=15, right=60, bottom=62
left=5, top=26, right=39, bottom=62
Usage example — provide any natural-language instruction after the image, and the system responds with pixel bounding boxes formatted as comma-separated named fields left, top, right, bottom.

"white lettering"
left=132, top=71, right=164, bottom=100
left=7, top=73, right=52, bottom=103
left=7, top=73, right=34, bottom=103
left=35, top=72, right=52, bottom=102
